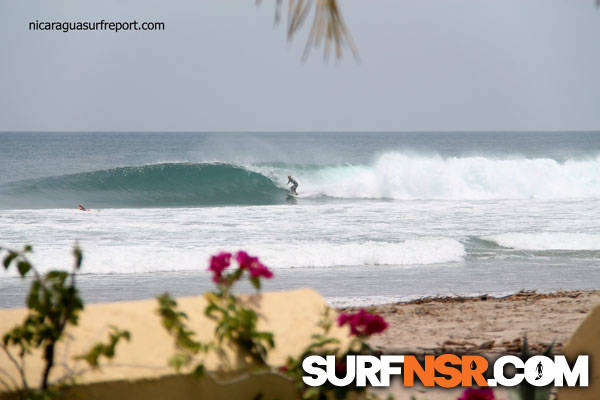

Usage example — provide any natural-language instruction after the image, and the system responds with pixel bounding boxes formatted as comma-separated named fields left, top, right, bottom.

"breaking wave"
left=0, top=163, right=287, bottom=208
left=274, top=153, right=600, bottom=200
left=14, top=238, right=465, bottom=275
left=3, top=152, right=600, bottom=208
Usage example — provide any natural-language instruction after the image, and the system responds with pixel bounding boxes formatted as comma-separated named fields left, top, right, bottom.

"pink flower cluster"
left=208, top=250, right=273, bottom=283
left=235, top=251, right=273, bottom=279
left=208, top=252, right=232, bottom=283
left=457, top=388, right=495, bottom=400
left=337, top=309, right=388, bottom=337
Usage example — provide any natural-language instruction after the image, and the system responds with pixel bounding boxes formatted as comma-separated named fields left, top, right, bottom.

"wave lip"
left=0, top=162, right=288, bottom=209
left=485, top=233, right=600, bottom=251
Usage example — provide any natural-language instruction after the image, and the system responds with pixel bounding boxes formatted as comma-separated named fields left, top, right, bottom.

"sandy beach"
left=341, top=290, right=600, bottom=357
left=339, top=289, right=600, bottom=400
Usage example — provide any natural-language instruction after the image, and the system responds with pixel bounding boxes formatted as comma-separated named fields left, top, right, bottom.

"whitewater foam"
left=485, top=233, right=600, bottom=251
left=264, top=153, right=600, bottom=200
left=3, top=238, right=465, bottom=276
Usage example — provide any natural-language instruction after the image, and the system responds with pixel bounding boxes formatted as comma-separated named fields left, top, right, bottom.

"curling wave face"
left=0, top=163, right=288, bottom=208
left=3, top=152, right=600, bottom=208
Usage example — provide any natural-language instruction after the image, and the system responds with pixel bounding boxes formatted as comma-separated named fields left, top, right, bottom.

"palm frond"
left=287, top=0, right=313, bottom=38
left=258, top=0, right=358, bottom=61
left=302, top=0, right=359, bottom=61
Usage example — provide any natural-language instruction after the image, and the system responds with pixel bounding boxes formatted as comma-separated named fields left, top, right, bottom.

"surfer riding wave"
left=287, top=175, right=298, bottom=195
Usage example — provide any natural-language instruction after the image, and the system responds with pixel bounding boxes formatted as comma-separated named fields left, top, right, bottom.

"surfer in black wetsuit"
left=287, top=176, right=298, bottom=195
left=535, top=361, right=543, bottom=380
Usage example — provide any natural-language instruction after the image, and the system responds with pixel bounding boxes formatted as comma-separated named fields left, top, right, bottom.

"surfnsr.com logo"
left=302, top=354, right=588, bottom=388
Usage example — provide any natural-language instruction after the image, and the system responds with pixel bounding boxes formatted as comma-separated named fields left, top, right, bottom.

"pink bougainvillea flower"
left=338, top=313, right=351, bottom=327
left=248, top=262, right=273, bottom=279
left=457, top=388, right=495, bottom=400
left=208, top=252, right=232, bottom=283
left=235, top=251, right=273, bottom=279
left=235, top=250, right=256, bottom=269
left=337, top=309, right=388, bottom=336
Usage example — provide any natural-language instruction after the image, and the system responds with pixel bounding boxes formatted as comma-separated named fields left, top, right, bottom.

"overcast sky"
left=1, top=0, right=599, bottom=132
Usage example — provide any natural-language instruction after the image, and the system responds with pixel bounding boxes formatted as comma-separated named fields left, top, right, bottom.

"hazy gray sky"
left=1, top=0, right=599, bottom=132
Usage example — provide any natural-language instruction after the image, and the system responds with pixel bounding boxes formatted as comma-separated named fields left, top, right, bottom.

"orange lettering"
left=461, top=355, right=489, bottom=386
left=434, top=354, right=462, bottom=388
left=403, top=355, right=435, bottom=387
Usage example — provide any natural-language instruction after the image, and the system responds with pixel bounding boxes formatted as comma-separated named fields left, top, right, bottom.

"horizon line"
left=2, top=130, right=600, bottom=134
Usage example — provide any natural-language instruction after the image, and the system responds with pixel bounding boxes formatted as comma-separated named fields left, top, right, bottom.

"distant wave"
left=3, top=152, right=600, bottom=209
left=0, top=163, right=288, bottom=208
left=11, top=239, right=465, bottom=275
left=485, top=233, right=600, bottom=251
left=241, top=239, right=465, bottom=268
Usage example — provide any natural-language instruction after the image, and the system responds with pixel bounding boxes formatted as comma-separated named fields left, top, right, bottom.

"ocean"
left=1, top=131, right=600, bottom=308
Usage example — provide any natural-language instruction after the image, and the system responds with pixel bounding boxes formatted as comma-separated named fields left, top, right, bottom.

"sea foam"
left=485, top=233, right=600, bottom=251
left=283, top=152, right=600, bottom=200
left=7, top=238, right=465, bottom=276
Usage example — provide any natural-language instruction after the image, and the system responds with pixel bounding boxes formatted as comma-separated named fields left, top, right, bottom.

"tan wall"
left=0, top=288, right=351, bottom=399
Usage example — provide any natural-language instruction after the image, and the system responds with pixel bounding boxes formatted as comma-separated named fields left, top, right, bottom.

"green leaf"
left=17, top=261, right=31, bottom=276
left=168, top=353, right=190, bottom=371
left=193, top=364, right=205, bottom=377
left=73, top=245, right=83, bottom=270
left=302, top=387, right=321, bottom=399
left=76, top=327, right=131, bottom=369
left=250, top=276, right=261, bottom=290
left=232, top=268, right=243, bottom=281
left=3, top=252, right=17, bottom=269
left=27, top=282, right=41, bottom=310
